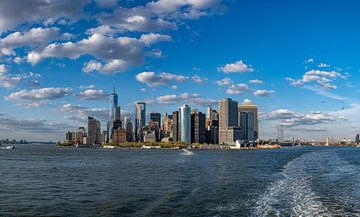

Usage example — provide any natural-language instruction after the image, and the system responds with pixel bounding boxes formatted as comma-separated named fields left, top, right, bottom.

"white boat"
left=0, top=145, right=15, bottom=150
left=181, top=148, right=194, bottom=155
left=103, top=145, right=115, bottom=149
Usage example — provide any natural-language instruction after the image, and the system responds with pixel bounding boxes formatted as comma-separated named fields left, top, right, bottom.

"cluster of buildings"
left=64, top=90, right=259, bottom=146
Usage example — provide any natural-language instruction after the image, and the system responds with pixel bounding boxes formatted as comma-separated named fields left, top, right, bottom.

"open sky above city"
left=0, top=0, right=359, bottom=141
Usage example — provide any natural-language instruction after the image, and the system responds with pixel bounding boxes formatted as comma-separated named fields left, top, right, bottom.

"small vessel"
left=181, top=148, right=194, bottom=155
left=103, top=145, right=115, bottom=149
left=0, top=145, right=15, bottom=150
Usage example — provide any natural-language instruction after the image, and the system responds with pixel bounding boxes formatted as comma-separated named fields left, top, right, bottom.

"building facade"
left=135, top=102, right=146, bottom=142
left=239, top=111, right=255, bottom=141
left=125, top=120, right=133, bottom=142
left=172, top=111, right=180, bottom=142
left=191, top=111, right=206, bottom=144
left=150, top=113, right=161, bottom=128
left=238, top=104, right=258, bottom=139
left=108, top=88, right=120, bottom=142
left=179, top=105, right=191, bottom=144
left=113, top=128, right=127, bottom=144
left=219, top=98, right=239, bottom=144
left=88, top=116, right=101, bottom=144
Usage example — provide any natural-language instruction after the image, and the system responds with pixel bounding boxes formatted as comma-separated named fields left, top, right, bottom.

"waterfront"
left=1, top=145, right=360, bottom=216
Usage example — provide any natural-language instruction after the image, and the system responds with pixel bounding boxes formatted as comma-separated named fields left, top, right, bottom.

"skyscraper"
left=172, top=111, right=180, bottom=142
left=149, top=113, right=161, bottom=141
left=238, top=103, right=259, bottom=139
left=239, top=112, right=255, bottom=141
left=88, top=116, right=101, bottom=144
left=207, top=105, right=212, bottom=120
left=356, top=134, right=359, bottom=145
left=219, top=98, right=240, bottom=144
left=191, top=111, right=206, bottom=144
left=124, top=116, right=130, bottom=127
left=108, top=88, right=120, bottom=142
left=277, top=125, right=284, bottom=143
left=150, top=112, right=161, bottom=128
left=162, top=112, right=173, bottom=134
left=135, top=102, right=146, bottom=141
left=219, top=98, right=238, bottom=128
left=125, top=117, right=133, bottom=142
left=211, top=110, right=219, bottom=121
left=179, top=105, right=191, bottom=144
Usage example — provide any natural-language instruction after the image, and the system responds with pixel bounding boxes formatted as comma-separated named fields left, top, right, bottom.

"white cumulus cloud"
left=218, top=60, right=254, bottom=73
left=135, top=71, right=188, bottom=87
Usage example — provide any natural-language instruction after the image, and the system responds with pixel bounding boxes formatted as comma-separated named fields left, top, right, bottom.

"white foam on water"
left=253, top=151, right=333, bottom=217
left=210, top=202, right=238, bottom=212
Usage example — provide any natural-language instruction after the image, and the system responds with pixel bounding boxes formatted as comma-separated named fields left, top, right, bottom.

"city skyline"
left=0, top=0, right=360, bottom=141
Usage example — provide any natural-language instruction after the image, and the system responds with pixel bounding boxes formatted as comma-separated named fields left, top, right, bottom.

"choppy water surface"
left=1, top=145, right=360, bottom=216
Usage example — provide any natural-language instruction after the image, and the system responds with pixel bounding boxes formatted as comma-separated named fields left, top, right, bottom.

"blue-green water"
left=1, top=145, right=360, bottom=216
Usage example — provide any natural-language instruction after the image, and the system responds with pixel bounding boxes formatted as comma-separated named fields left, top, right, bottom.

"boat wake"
left=252, top=150, right=355, bottom=216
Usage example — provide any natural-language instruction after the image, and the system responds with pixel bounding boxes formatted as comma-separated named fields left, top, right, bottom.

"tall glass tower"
left=108, top=88, right=119, bottom=142
left=135, top=102, right=146, bottom=141
left=179, top=104, right=191, bottom=144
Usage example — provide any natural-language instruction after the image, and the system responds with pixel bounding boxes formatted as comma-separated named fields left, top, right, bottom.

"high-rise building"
left=219, top=98, right=238, bottom=128
left=125, top=118, right=133, bottom=142
left=211, top=110, right=219, bottom=121
left=356, top=134, right=359, bottom=145
left=179, top=105, right=191, bottom=144
left=207, top=105, right=212, bottom=120
left=88, top=116, right=101, bottom=144
left=108, top=88, right=120, bottom=142
left=239, top=112, right=255, bottom=141
left=219, top=98, right=239, bottom=144
left=124, top=116, right=130, bottom=127
left=208, top=125, right=219, bottom=144
left=238, top=103, right=259, bottom=139
left=277, top=125, right=284, bottom=143
left=172, top=111, right=180, bottom=141
left=143, top=120, right=159, bottom=142
left=66, top=131, right=74, bottom=144
left=191, top=111, right=206, bottom=144
left=150, top=113, right=161, bottom=128
left=101, top=131, right=108, bottom=144
left=76, top=127, right=87, bottom=144
left=161, top=112, right=173, bottom=138
left=135, top=102, right=146, bottom=141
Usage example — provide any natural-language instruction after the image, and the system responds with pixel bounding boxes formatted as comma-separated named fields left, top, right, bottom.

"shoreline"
left=55, top=144, right=355, bottom=151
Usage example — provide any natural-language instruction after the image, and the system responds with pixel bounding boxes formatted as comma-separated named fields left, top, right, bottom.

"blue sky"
left=0, top=0, right=359, bottom=141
